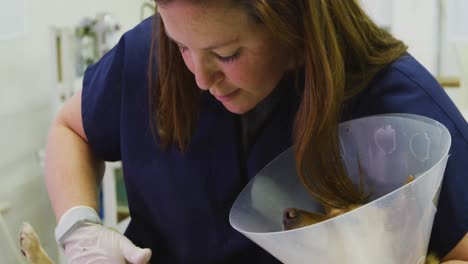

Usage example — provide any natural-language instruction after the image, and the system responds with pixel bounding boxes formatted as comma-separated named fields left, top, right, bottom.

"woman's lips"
left=214, top=89, right=240, bottom=103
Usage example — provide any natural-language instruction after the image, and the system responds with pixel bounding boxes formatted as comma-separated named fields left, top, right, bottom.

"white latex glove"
left=55, top=206, right=151, bottom=264
left=62, top=222, right=152, bottom=264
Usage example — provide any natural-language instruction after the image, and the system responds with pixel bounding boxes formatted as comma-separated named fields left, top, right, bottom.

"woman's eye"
left=215, top=51, right=241, bottom=64
left=177, top=45, right=240, bottom=64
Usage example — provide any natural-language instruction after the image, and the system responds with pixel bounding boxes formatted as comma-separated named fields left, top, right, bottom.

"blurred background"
left=0, top=0, right=467, bottom=263
left=0, top=0, right=154, bottom=262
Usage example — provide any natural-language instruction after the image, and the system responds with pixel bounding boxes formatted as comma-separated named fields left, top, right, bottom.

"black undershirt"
left=239, top=85, right=283, bottom=158
left=237, top=77, right=287, bottom=183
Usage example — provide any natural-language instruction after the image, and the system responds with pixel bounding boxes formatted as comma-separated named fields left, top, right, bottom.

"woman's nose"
left=193, top=60, right=223, bottom=90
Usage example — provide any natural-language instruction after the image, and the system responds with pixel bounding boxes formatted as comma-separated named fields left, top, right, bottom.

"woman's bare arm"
left=45, top=89, right=105, bottom=221
left=443, top=233, right=468, bottom=262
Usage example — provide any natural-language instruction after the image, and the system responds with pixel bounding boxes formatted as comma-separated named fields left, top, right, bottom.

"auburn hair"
left=149, top=0, right=407, bottom=208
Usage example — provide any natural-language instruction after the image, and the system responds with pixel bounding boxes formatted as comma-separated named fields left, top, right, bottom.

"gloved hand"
left=55, top=206, right=151, bottom=264
left=62, top=222, right=152, bottom=264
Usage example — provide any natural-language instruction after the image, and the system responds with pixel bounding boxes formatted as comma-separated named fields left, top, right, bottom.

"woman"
left=46, top=0, right=468, bottom=263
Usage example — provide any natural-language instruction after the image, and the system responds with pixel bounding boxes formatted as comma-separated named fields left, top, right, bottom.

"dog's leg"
left=19, top=222, right=55, bottom=264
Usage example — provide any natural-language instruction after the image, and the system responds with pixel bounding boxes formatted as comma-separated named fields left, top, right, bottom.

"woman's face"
left=158, top=1, right=293, bottom=114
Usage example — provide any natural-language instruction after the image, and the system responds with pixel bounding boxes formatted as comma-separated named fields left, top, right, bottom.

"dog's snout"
left=282, top=208, right=301, bottom=231
left=283, top=208, right=299, bottom=220
left=282, top=208, right=332, bottom=231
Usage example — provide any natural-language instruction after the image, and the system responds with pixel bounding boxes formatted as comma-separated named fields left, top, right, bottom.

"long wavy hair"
left=149, top=0, right=407, bottom=208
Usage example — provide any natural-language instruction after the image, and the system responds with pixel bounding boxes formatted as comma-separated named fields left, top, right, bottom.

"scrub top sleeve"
left=81, top=39, right=125, bottom=162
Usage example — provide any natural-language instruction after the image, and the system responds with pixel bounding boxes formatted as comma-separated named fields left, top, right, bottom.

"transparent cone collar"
left=229, top=114, right=451, bottom=264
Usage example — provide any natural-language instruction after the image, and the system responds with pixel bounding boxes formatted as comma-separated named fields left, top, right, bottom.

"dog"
left=281, top=175, right=441, bottom=264
left=19, top=222, right=54, bottom=264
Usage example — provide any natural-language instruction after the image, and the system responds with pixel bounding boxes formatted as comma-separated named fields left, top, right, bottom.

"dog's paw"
left=19, top=222, right=54, bottom=264
left=20, top=222, right=41, bottom=257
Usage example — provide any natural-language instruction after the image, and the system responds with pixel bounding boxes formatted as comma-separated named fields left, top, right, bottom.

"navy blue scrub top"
left=82, top=17, right=468, bottom=263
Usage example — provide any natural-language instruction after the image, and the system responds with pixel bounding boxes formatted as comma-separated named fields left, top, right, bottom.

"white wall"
left=361, top=0, right=468, bottom=116
left=439, top=0, right=468, bottom=112
left=0, top=0, right=150, bottom=262
left=392, top=0, right=440, bottom=74
left=361, top=0, right=439, bottom=74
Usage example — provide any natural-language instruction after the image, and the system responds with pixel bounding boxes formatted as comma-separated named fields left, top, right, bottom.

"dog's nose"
left=284, top=208, right=298, bottom=220
left=282, top=208, right=300, bottom=230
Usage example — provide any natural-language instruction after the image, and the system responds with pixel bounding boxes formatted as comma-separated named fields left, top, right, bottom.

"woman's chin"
left=224, top=106, right=245, bottom=115
left=222, top=103, right=253, bottom=115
